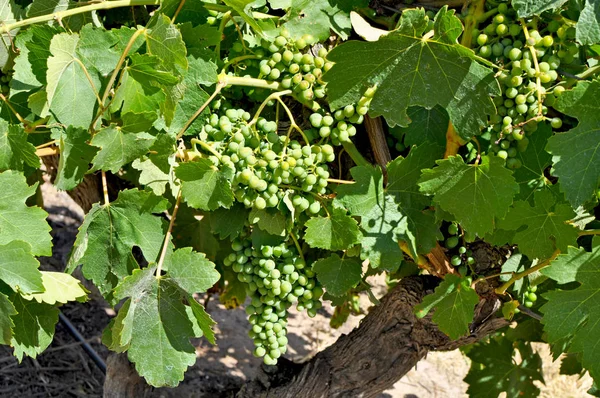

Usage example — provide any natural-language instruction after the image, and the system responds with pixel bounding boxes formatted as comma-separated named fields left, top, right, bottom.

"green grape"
left=447, top=223, right=459, bottom=235
left=445, top=236, right=459, bottom=249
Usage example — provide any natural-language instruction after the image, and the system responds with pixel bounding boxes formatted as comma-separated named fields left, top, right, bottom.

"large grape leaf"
left=175, top=159, right=235, bottom=211
left=165, top=247, right=220, bottom=293
left=0, top=171, right=52, bottom=256
left=0, top=292, right=16, bottom=344
left=46, top=33, right=101, bottom=128
left=304, top=207, right=361, bottom=251
left=513, top=123, right=553, bottom=202
left=512, top=0, right=568, bottom=17
left=113, top=268, right=196, bottom=387
left=498, top=190, right=579, bottom=260
left=324, top=7, right=500, bottom=140
left=335, top=165, right=383, bottom=217
left=55, top=127, right=98, bottom=190
left=393, top=106, right=449, bottom=148
left=0, top=0, right=24, bottom=70
left=209, top=204, right=249, bottom=240
left=577, top=0, right=600, bottom=45
left=313, top=253, right=362, bottom=296
left=10, top=294, right=58, bottom=361
left=90, top=125, right=155, bottom=173
left=145, top=15, right=188, bottom=76
left=0, top=241, right=43, bottom=295
left=248, top=208, right=288, bottom=236
left=465, top=337, right=544, bottom=398
left=419, top=155, right=519, bottom=237
left=67, top=189, right=169, bottom=297
left=21, top=271, right=88, bottom=305
left=414, top=274, right=479, bottom=339
left=0, top=121, right=38, bottom=171
left=112, top=255, right=218, bottom=387
left=132, top=133, right=177, bottom=196
left=546, top=81, right=600, bottom=207
left=540, top=240, right=600, bottom=380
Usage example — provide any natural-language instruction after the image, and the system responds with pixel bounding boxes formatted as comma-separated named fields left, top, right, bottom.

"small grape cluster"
left=521, top=284, right=538, bottom=308
left=307, top=86, right=377, bottom=146
left=200, top=107, right=334, bottom=213
left=443, top=223, right=474, bottom=276
left=223, top=231, right=323, bottom=364
left=0, top=71, right=12, bottom=95
left=473, top=2, right=573, bottom=169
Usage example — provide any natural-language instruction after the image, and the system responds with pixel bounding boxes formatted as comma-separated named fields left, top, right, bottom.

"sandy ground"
left=0, top=181, right=594, bottom=397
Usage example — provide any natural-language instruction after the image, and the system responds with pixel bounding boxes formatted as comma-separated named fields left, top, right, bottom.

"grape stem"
left=0, top=0, right=161, bottom=34
left=176, top=81, right=226, bottom=140
left=359, top=281, right=380, bottom=305
left=36, top=140, right=58, bottom=149
left=248, top=89, right=291, bottom=130
left=495, top=249, right=560, bottom=295
left=101, top=171, right=110, bottom=206
left=191, top=138, right=222, bottom=160
left=155, top=192, right=182, bottom=278
left=341, top=141, right=370, bottom=167
left=221, top=55, right=261, bottom=73
left=276, top=97, right=310, bottom=145
left=219, top=74, right=281, bottom=91
left=471, top=271, right=515, bottom=288
left=0, top=93, right=26, bottom=126
left=520, top=19, right=544, bottom=117
left=215, top=11, right=232, bottom=58
left=289, top=230, right=305, bottom=263
left=579, top=229, right=600, bottom=236
left=326, top=178, right=354, bottom=185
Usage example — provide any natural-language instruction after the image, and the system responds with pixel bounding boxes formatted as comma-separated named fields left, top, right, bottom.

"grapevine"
left=0, top=0, right=599, bottom=396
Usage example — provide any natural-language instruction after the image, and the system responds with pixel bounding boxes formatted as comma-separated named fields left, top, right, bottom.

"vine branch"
left=495, top=249, right=560, bottom=295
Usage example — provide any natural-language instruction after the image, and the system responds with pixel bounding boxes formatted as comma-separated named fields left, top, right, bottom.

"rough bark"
left=103, top=353, right=152, bottom=398
left=236, top=275, right=508, bottom=398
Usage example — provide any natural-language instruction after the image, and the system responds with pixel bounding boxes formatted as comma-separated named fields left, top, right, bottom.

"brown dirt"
left=0, top=181, right=594, bottom=397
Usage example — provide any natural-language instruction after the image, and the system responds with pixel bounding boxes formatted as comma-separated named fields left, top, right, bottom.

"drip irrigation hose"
left=58, top=312, right=107, bottom=374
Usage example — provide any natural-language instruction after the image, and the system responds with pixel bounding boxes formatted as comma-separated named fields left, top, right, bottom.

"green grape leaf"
left=0, top=292, right=16, bottom=344
left=387, top=143, right=444, bottom=256
left=46, top=32, right=101, bottom=128
left=274, top=0, right=366, bottom=41
left=334, top=165, right=383, bottom=217
left=21, top=271, right=88, bottom=305
left=512, top=0, right=568, bottom=17
left=498, top=190, right=579, bottom=260
left=188, top=297, right=216, bottom=344
left=132, top=133, right=176, bottom=196
left=77, top=24, right=121, bottom=76
left=304, top=207, right=361, bottom=251
left=0, top=121, right=39, bottom=171
left=541, top=241, right=600, bottom=380
left=395, top=106, right=449, bottom=148
left=11, top=28, right=43, bottom=92
left=10, top=294, right=58, bottom=361
left=465, top=337, right=544, bottom=398
left=547, top=81, right=600, bottom=207
left=110, top=66, right=165, bottom=118
left=0, top=171, right=52, bottom=256
left=313, top=253, right=362, bottom=296
left=0, top=0, right=24, bottom=70
left=145, top=15, right=188, bottom=76
left=419, top=155, right=519, bottom=236
left=248, top=207, right=287, bottom=236
left=67, top=189, right=169, bottom=297
left=222, top=0, right=267, bottom=35
left=324, top=7, right=500, bottom=140
left=513, top=123, right=553, bottom=202
left=103, top=299, right=133, bottom=352
left=114, top=268, right=198, bottom=387
left=166, top=247, right=220, bottom=293
left=176, top=159, right=234, bottom=211
left=576, top=0, right=600, bottom=45
left=414, top=274, right=479, bottom=339
left=0, top=241, right=43, bottom=294
left=172, top=204, right=220, bottom=261
left=209, top=204, right=249, bottom=240
left=90, top=125, right=155, bottom=173
left=359, top=194, right=405, bottom=271
left=162, top=55, right=211, bottom=134
left=128, top=53, right=179, bottom=85
left=55, top=126, right=98, bottom=190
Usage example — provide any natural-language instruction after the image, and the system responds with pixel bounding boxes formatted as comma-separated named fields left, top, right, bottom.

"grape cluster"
left=443, top=223, right=474, bottom=276
left=307, top=86, right=376, bottom=146
left=0, top=71, right=12, bottom=95
left=521, top=284, right=538, bottom=308
left=227, top=30, right=373, bottom=146
left=473, top=2, right=574, bottom=169
left=200, top=107, right=334, bottom=213
left=223, top=230, right=323, bottom=364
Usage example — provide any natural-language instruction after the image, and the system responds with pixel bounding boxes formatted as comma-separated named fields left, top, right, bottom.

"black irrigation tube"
left=58, top=312, right=107, bottom=374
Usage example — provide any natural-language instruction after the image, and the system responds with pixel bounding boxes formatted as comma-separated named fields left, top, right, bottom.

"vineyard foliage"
left=0, top=0, right=599, bottom=394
